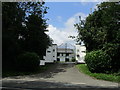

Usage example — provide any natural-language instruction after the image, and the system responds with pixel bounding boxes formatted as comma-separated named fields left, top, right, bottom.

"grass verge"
left=2, top=63, right=53, bottom=78
left=76, top=64, right=120, bottom=83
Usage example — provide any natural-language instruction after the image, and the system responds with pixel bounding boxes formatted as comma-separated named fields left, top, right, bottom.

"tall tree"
left=2, top=2, right=25, bottom=70
left=75, top=2, right=120, bottom=51
left=19, top=2, right=52, bottom=59
left=2, top=2, right=52, bottom=71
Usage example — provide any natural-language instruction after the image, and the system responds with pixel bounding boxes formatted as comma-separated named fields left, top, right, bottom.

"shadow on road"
left=28, top=63, right=74, bottom=79
left=2, top=80, right=119, bottom=90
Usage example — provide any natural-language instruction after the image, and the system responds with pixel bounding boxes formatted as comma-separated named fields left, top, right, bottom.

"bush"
left=85, top=50, right=112, bottom=73
left=102, top=43, right=120, bottom=72
left=16, top=52, right=40, bottom=71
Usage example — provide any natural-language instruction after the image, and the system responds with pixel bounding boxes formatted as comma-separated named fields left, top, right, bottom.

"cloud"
left=46, top=12, right=88, bottom=46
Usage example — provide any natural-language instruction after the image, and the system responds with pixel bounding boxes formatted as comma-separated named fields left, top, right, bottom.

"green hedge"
left=102, top=43, right=120, bottom=72
left=16, top=52, right=40, bottom=71
left=85, top=50, right=112, bottom=73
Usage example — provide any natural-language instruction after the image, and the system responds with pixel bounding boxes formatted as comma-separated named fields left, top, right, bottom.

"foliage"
left=2, top=2, right=52, bottom=72
left=3, top=63, right=53, bottom=78
left=74, top=2, right=120, bottom=73
left=16, top=52, right=40, bottom=71
left=102, top=43, right=120, bottom=72
left=85, top=50, right=112, bottom=73
left=2, top=2, right=25, bottom=71
left=76, top=64, right=120, bottom=83
left=74, top=2, right=120, bottom=51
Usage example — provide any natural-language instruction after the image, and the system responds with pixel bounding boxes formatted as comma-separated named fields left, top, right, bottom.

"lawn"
left=2, top=63, right=53, bottom=78
left=76, top=64, right=120, bottom=83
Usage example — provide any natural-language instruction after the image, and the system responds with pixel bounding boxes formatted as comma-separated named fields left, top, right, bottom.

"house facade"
left=75, top=44, right=86, bottom=63
left=40, top=44, right=86, bottom=65
left=43, top=44, right=57, bottom=63
left=57, top=48, right=75, bottom=62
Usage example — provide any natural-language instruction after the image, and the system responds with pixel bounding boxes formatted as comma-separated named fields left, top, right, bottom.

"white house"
left=43, top=44, right=57, bottom=63
left=57, top=48, right=75, bottom=62
left=75, top=44, right=86, bottom=63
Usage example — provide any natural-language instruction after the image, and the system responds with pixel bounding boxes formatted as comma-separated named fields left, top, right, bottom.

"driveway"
left=2, top=62, right=119, bottom=89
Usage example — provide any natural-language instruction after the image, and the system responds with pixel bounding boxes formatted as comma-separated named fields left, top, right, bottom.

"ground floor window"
left=65, top=58, right=69, bottom=62
left=57, top=58, right=60, bottom=61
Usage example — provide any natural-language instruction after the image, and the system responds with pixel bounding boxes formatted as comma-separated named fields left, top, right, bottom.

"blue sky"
left=44, top=2, right=99, bottom=47
left=45, top=2, right=97, bottom=28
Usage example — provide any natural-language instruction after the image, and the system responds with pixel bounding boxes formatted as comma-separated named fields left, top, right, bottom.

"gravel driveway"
left=2, top=62, right=119, bottom=89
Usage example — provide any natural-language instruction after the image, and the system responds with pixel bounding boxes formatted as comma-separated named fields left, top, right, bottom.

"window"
left=53, top=56, right=55, bottom=57
left=66, top=53, right=69, bottom=56
left=57, top=58, right=60, bottom=61
left=77, top=49, right=79, bottom=52
left=47, top=51, right=51, bottom=53
left=77, top=55, right=80, bottom=57
left=53, top=49, right=55, bottom=52
left=57, top=53, right=60, bottom=56
left=82, top=51, right=86, bottom=53
left=65, top=58, right=69, bottom=62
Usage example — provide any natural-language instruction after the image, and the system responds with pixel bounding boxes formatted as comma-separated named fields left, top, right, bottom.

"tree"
left=19, top=2, right=52, bottom=59
left=2, top=2, right=52, bottom=71
left=2, top=2, right=25, bottom=70
left=75, top=2, right=120, bottom=51
left=75, top=2, right=120, bottom=72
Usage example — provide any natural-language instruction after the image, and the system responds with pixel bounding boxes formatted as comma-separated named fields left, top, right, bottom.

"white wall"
left=43, top=44, right=57, bottom=63
left=75, top=45, right=86, bottom=63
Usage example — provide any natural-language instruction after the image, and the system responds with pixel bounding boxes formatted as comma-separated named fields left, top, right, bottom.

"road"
left=2, top=62, right=119, bottom=90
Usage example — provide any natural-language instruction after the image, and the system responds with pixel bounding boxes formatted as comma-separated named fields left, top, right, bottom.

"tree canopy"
left=75, top=2, right=120, bottom=72
left=75, top=2, right=120, bottom=51
left=2, top=2, right=52, bottom=71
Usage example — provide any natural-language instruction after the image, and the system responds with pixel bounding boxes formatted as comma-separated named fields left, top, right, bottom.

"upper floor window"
left=82, top=51, right=86, bottom=53
left=47, top=51, right=51, bottom=53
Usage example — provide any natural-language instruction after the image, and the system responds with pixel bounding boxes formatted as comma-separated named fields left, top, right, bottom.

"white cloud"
left=46, top=12, right=88, bottom=46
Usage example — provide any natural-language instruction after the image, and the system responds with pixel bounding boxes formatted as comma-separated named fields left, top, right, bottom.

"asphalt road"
left=1, top=62, right=120, bottom=90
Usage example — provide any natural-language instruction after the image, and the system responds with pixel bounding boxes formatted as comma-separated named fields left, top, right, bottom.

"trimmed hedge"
left=16, top=52, right=40, bottom=71
left=85, top=50, right=112, bottom=73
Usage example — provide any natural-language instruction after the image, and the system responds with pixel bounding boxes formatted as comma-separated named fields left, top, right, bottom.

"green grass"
left=2, top=64, right=53, bottom=78
left=76, top=64, right=120, bottom=83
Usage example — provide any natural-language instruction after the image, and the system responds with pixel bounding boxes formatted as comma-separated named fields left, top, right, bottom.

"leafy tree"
left=75, top=2, right=120, bottom=72
left=2, top=2, right=25, bottom=70
left=75, top=2, right=120, bottom=51
left=19, top=2, right=52, bottom=59
left=2, top=2, right=52, bottom=71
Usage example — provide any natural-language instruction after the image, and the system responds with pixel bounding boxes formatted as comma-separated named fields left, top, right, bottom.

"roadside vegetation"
left=2, top=2, right=52, bottom=76
left=75, top=2, right=120, bottom=81
left=76, top=64, right=120, bottom=83
left=3, top=63, right=53, bottom=78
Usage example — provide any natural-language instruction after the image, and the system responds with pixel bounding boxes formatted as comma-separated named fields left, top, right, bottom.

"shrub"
left=85, top=50, right=112, bottom=73
left=16, top=52, right=40, bottom=71
left=102, top=43, right=120, bottom=72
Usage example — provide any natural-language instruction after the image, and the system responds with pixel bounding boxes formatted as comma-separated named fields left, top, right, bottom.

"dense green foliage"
left=75, top=2, right=120, bottom=73
left=16, top=52, right=40, bottom=71
left=85, top=50, right=111, bottom=73
left=2, top=2, right=52, bottom=72
left=102, top=43, right=120, bottom=72
left=75, top=2, right=120, bottom=51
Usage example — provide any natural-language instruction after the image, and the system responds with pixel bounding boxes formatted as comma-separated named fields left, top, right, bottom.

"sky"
left=44, top=2, right=100, bottom=48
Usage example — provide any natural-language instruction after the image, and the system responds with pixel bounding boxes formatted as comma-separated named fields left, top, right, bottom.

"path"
left=2, top=63, right=119, bottom=89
